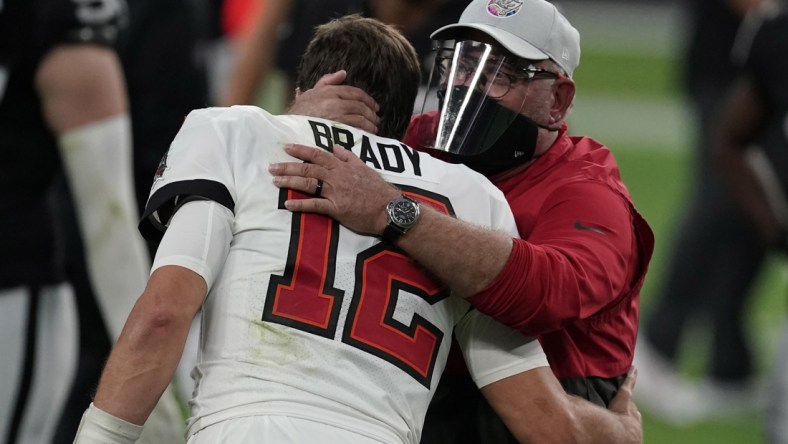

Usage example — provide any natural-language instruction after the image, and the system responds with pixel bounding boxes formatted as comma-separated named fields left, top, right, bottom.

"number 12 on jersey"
left=264, top=186, right=454, bottom=387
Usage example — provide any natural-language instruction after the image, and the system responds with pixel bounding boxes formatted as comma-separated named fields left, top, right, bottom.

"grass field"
left=571, top=34, right=787, bottom=444
left=613, top=147, right=785, bottom=444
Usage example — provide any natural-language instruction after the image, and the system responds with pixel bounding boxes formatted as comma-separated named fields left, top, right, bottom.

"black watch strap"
left=382, top=223, right=407, bottom=243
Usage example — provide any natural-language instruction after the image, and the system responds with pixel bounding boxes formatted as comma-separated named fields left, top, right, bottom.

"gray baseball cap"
left=431, top=0, right=580, bottom=77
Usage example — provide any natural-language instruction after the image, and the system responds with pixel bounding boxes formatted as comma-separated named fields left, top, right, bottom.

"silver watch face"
left=389, top=197, right=419, bottom=228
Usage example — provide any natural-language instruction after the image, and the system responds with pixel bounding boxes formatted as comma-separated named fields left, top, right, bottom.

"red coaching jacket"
left=405, top=112, right=654, bottom=402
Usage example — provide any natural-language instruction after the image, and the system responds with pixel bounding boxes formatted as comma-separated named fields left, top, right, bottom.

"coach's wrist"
left=382, top=194, right=420, bottom=243
left=73, top=403, right=143, bottom=444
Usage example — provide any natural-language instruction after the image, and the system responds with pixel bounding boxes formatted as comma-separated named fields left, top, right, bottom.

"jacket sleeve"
left=468, top=181, right=643, bottom=335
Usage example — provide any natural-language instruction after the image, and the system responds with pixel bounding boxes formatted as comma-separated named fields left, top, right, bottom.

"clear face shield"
left=413, top=40, right=560, bottom=175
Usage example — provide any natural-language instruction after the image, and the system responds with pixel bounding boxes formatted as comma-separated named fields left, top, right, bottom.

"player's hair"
left=296, top=14, right=421, bottom=139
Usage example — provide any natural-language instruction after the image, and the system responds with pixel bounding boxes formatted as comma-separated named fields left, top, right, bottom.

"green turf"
left=577, top=42, right=787, bottom=442
left=642, top=410, right=764, bottom=444
left=613, top=146, right=692, bottom=293
left=612, top=146, right=786, bottom=444
left=573, top=48, right=681, bottom=99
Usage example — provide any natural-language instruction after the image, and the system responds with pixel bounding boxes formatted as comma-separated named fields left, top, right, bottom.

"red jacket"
left=406, top=113, right=654, bottom=380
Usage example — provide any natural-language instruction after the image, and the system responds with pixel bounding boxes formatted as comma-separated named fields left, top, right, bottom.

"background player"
left=710, top=2, right=788, bottom=440
left=0, top=0, right=182, bottom=442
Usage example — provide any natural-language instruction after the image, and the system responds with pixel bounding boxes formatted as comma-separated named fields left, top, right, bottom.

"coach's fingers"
left=624, top=366, right=637, bottom=390
left=316, top=91, right=378, bottom=132
left=330, top=144, right=361, bottom=164
left=339, top=114, right=377, bottom=135
left=313, top=71, right=379, bottom=113
left=282, top=144, right=336, bottom=166
left=282, top=196, right=335, bottom=216
left=616, top=367, right=636, bottom=401
left=608, top=367, right=638, bottom=414
left=270, top=175, right=319, bottom=195
left=337, top=85, right=379, bottom=113
left=333, top=109, right=380, bottom=134
left=314, top=70, right=347, bottom=87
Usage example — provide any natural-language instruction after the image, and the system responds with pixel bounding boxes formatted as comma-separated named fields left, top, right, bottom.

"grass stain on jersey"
left=248, top=319, right=309, bottom=366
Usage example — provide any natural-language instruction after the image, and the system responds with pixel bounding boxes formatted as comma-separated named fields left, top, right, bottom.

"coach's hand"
left=288, top=70, right=381, bottom=135
left=270, top=143, right=400, bottom=236
left=609, top=367, right=643, bottom=443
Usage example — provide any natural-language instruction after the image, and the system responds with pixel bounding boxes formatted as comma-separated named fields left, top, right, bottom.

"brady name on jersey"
left=307, top=120, right=423, bottom=177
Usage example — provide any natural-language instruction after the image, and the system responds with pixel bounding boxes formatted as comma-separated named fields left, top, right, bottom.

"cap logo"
left=487, top=0, right=524, bottom=18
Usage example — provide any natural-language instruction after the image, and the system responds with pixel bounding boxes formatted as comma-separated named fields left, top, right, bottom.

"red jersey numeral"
left=264, top=186, right=453, bottom=387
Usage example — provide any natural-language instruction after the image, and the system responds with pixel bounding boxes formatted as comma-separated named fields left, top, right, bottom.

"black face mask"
left=437, top=85, right=552, bottom=176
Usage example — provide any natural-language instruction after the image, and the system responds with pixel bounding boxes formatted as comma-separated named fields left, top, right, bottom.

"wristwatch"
left=382, top=195, right=420, bottom=243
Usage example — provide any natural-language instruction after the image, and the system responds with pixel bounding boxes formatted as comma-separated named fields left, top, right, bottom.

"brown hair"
left=296, top=15, right=421, bottom=139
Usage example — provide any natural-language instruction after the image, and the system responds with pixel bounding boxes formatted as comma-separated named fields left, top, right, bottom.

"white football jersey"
left=140, top=106, right=548, bottom=444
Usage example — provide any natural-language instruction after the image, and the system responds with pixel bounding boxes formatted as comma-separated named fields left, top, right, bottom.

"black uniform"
left=118, top=0, right=211, bottom=215
left=737, top=8, right=788, bottom=193
left=644, top=0, right=763, bottom=386
left=0, top=0, right=122, bottom=288
left=732, top=9, right=788, bottom=441
left=0, top=1, right=126, bottom=442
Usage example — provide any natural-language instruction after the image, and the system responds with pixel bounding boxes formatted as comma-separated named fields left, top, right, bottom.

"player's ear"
left=295, top=87, right=302, bottom=98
